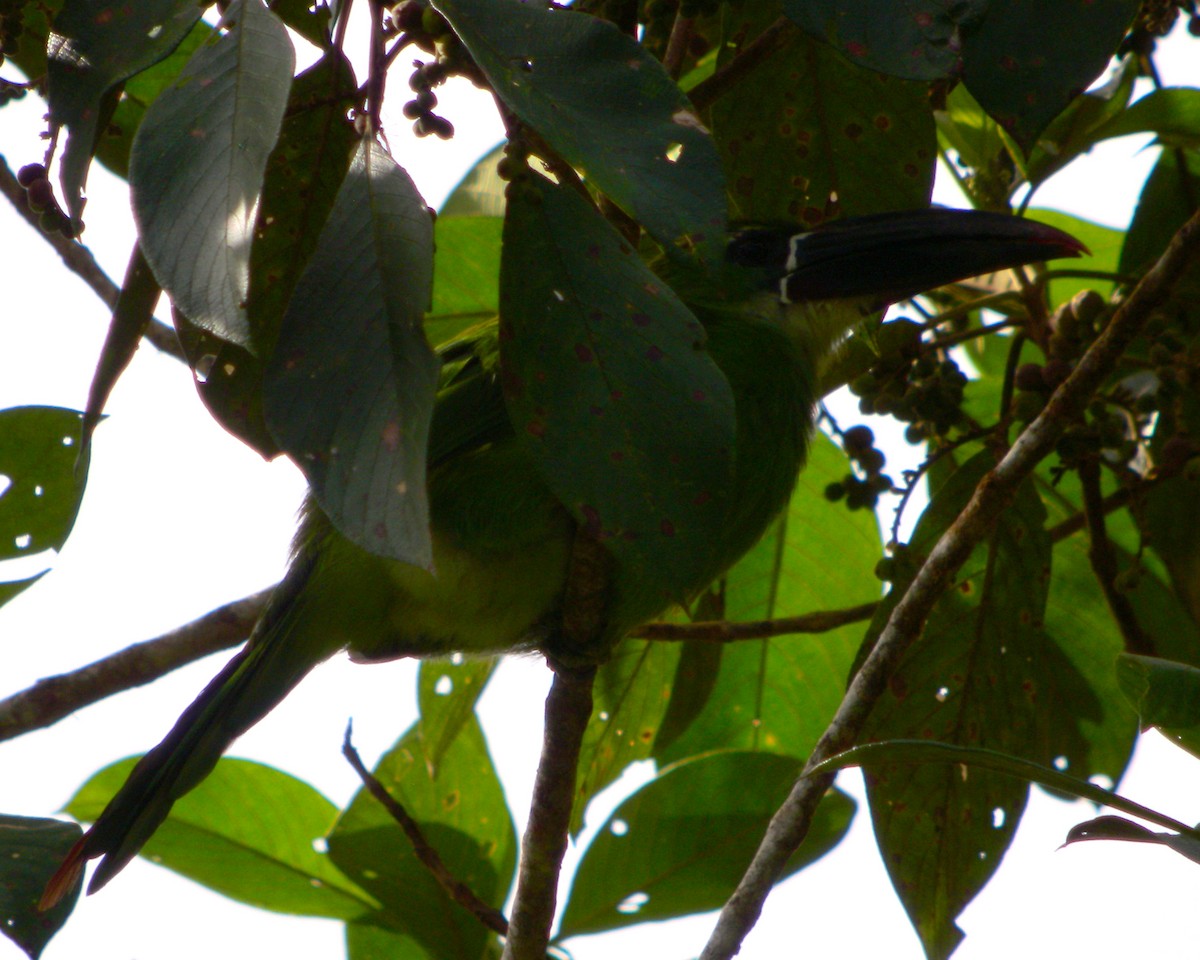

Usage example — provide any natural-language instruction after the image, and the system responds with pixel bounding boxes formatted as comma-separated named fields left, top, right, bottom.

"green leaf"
left=80, top=243, right=160, bottom=454
left=174, top=51, right=358, bottom=459
left=713, top=10, right=935, bottom=223
left=346, top=922, right=437, bottom=960
left=426, top=216, right=503, bottom=347
left=0, top=815, right=82, bottom=960
left=557, top=752, right=854, bottom=938
left=812, top=740, right=1200, bottom=836
left=1117, top=653, right=1200, bottom=760
left=439, top=142, right=505, bottom=218
left=432, top=0, right=726, bottom=247
left=934, top=83, right=1016, bottom=210
left=784, top=0, right=985, bottom=81
left=65, top=757, right=378, bottom=919
left=417, top=657, right=497, bottom=775
left=1026, top=208, right=1124, bottom=308
left=95, top=21, right=211, bottom=180
left=130, top=0, right=294, bottom=346
left=573, top=639, right=682, bottom=835
left=960, top=0, right=1138, bottom=152
left=1063, top=814, right=1200, bottom=865
left=861, top=451, right=1054, bottom=960
left=47, top=0, right=202, bottom=217
left=653, top=432, right=878, bottom=764
left=1024, top=56, right=1138, bottom=188
left=263, top=137, right=439, bottom=567
left=1090, top=86, right=1200, bottom=149
left=0, top=406, right=89, bottom=587
left=328, top=718, right=515, bottom=960
left=500, top=175, right=736, bottom=618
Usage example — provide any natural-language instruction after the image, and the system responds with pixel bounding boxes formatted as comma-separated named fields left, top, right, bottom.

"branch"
left=699, top=206, right=1200, bottom=960
left=342, top=728, right=509, bottom=936
left=633, top=602, right=877, bottom=641
left=0, top=588, right=269, bottom=742
left=0, top=154, right=184, bottom=361
left=687, top=16, right=793, bottom=113
left=500, top=662, right=595, bottom=960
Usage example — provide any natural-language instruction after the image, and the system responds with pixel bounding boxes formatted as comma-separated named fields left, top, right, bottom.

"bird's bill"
left=732, top=208, right=1086, bottom=307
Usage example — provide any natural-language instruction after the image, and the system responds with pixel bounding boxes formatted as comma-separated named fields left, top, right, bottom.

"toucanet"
left=42, top=206, right=1083, bottom=905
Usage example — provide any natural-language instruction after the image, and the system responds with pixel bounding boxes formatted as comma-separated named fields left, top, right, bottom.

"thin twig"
left=699, top=206, right=1200, bottom=960
left=662, top=13, right=694, bottom=80
left=0, top=589, right=269, bottom=742
left=687, top=16, right=793, bottom=113
left=633, top=602, right=877, bottom=641
left=1079, top=458, right=1154, bottom=655
left=0, top=155, right=184, bottom=361
left=341, top=727, right=509, bottom=937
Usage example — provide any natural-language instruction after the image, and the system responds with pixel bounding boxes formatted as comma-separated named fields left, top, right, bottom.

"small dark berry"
left=17, top=162, right=45, bottom=187
left=27, top=177, right=54, bottom=210
left=402, top=100, right=423, bottom=120
left=1014, top=363, right=1045, bottom=392
left=843, top=424, right=874, bottom=453
left=824, top=481, right=846, bottom=502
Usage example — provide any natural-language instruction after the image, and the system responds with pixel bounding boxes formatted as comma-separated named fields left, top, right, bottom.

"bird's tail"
left=41, top=549, right=333, bottom=908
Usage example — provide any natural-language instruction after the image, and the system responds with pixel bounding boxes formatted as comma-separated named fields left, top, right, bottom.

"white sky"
left=2, top=15, right=1200, bottom=960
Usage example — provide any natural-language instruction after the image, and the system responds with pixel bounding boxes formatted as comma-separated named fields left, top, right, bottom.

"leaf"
left=557, top=752, right=855, bottom=938
left=80, top=243, right=160, bottom=454
left=432, top=0, right=726, bottom=247
left=1023, top=208, right=1124, bottom=308
left=860, top=451, right=1054, bottom=960
left=426, top=215, right=503, bottom=347
left=653, top=432, right=879, bottom=765
left=1117, top=653, right=1200, bottom=760
left=573, top=639, right=682, bottom=835
left=328, top=718, right=515, bottom=960
left=713, top=9, right=935, bottom=223
left=0, top=406, right=89, bottom=593
left=1090, top=86, right=1200, bottom=149
left=173, top=50, right=359, bottom=459
left=417, top=657, right=497, bottom=775
left=439, top=142, right=506, bottom=218
left=46, top=0, right=202, bottom=218
left=960, top=0, right=1138, bottom=152
left=263, top=137, right=439, bottom=566
left=500, top=174, right=736, bottom=617
left=1064, top=815, right=1200, bottom=866
left=129, top=0, right=295, bottom=346
left=812, top=740, right=1200, bottom=836
left=346, top=922, right=436, bottom=960
left=0, top=815, right=82, bottom=959
left=65, top=757, right=378, bottom=919
left=784, top=0, right=985, bottom=81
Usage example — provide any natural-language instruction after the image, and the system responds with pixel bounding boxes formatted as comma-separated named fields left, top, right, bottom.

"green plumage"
left=45, top=208, right=1083, bottom=901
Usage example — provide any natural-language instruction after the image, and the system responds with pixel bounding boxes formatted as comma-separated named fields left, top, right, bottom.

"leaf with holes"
left=263, top=137, right=438, bottom=566
left=0, top=406, right=89, bottom=606
left=557, top=751, right=854, bottom=937
left=712, top=10, right=934, bottom=224
left=65, top=757, right=377, bottom=918
left=417, top=657, right=497, bottom=775
left=0, top=815, right=82, bottom=960
left=500, top=175, right=736, bottom=617
left=130, top=0, right=294, bottom=346
left=432, top=0, right=725, bottom=248
left=859, top=450, right=1056, bottom=959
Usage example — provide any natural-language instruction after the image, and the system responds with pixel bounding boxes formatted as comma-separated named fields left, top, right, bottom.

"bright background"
left=2, top=15, right=1199, bottom=960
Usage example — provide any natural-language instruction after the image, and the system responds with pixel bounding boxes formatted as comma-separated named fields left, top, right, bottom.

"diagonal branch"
left=633, top=601, right=877, bottom=641
left=699, top=207, right=1200, bottom=960
left=342, top=728, right=509, bottom=936
left=0, top=154, right=184, bottom=361
left=0, top=589, right=268, bottom=742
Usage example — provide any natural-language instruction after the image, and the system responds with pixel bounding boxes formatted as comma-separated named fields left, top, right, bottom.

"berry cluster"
left=848, top=318, right=969, bottom=443
left=15, top=163, right=76, bottom=238
left=1011, top=289, right=1106, bottom=424
left=825, top=425, right=894, bottom=511
left=389, top=1, right=474, bottom=139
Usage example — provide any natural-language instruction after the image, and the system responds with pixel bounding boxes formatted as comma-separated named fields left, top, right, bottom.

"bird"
left=41, top=205, right=1083, bottom=907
